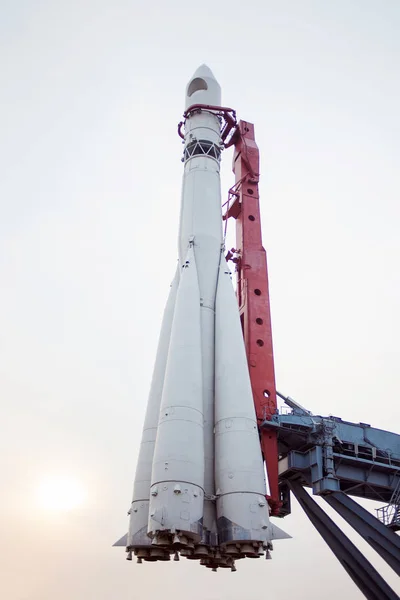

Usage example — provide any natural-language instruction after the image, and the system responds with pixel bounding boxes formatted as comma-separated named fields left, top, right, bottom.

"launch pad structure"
left=222, top=116, right=400, bottom=599
left=117, top=66, right=400, bottom=600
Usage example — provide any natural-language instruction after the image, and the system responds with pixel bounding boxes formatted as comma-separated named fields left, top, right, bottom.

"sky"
left=1, top=0, right=399, bottom=598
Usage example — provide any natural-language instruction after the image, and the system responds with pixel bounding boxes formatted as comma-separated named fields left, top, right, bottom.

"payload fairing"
left=116, top=65, right=288, bottom=571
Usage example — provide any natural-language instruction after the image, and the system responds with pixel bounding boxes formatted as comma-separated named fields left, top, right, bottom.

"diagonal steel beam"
left=288, top=480, right=399, bottom=600
left=324, top=491, right=400, bottom=576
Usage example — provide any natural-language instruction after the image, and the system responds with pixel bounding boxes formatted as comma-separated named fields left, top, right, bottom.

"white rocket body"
left=148, top=246, right=204, bottom=544
left=126, top=268, right=179, bottom=561
left=120, top=65, right=287, bottom=570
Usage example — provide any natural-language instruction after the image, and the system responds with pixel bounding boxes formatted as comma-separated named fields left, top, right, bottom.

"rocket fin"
left=113, top=533, right=128, bottom=547
left=270, top=522, right=292, bottom=540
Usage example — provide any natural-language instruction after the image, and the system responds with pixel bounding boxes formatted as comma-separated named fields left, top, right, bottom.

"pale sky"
left=1, top=1, right=400, bottom=598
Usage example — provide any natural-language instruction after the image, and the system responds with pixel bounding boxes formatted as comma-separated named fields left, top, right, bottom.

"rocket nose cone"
left=185, top=64, right=221, bottom=110
left=191, top=63, right=217, bottom=81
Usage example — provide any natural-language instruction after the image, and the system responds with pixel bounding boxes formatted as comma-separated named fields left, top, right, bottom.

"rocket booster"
left=118, top=65, right=288, bottom=571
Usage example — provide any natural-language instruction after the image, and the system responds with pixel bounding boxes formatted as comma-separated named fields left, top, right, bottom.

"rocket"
left=115, top=65, right=289, bottom=571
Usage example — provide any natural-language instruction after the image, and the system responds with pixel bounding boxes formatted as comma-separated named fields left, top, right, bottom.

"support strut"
left=288, top=480, right=399, bottom=600
left=323, top=491, right=400, bottom=577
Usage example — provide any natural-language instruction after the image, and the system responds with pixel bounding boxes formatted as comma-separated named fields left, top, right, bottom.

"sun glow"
left=36, top=475, right=86, bottom=512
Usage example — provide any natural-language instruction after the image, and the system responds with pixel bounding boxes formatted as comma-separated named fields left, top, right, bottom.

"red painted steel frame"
left=225, top=121, right=281, bottom=515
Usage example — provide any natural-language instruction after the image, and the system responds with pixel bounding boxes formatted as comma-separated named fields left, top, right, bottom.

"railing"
left=376, top=476, right=400, bottom=528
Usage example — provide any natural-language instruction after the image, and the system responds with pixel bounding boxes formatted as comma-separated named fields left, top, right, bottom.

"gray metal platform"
left=263, top=407, right=400, bottom=507
left=261, top=397, right=400, bottom=600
